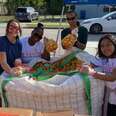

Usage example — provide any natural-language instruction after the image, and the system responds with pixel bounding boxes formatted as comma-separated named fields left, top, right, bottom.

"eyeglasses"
left=67, top=17, right=76, bottom=21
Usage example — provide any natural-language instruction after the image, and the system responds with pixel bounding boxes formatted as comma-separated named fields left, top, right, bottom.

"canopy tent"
left=64, top=0, right=116, bottom=5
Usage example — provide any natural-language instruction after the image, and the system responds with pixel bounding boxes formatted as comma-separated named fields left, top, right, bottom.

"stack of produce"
left=45, top=39, right=58, bottom=52
left=62, top=34, right=76, bottom=49
left=31, top=51, right=84, bottom=79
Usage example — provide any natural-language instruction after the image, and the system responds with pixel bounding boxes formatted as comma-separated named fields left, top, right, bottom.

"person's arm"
left=0, top=52, right=22, bottom=76
left=74, top=26, right=88, bottom=50
left=61, top=28, right=71, bottom=49
left=80, top=65, right=116, bottom=81
left=74, top=41, right=86, bottom=50
left=0, top=37, right=13, bottom=74
left=0, top=52, right=14, bottom=74
left=40, top=37, right=50, bottom=61
left=93, top=68, right=116, bottom=81
left=41, top=48, right=50, bottom=61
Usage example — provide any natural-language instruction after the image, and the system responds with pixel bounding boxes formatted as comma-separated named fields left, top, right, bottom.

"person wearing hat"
left=20, top=23, right=50, bottom=64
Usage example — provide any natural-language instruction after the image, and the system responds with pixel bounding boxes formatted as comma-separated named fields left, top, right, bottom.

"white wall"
left=75, top=5, right=106, bottom=19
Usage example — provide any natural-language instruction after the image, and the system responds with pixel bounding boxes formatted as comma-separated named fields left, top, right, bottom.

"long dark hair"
left=6, top=19, right=22, bottom=39
left=97, top=34, right=116, bottom=59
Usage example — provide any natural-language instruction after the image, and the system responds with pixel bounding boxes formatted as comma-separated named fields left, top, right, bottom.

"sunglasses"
left=67, top=17, right=76, bottom=21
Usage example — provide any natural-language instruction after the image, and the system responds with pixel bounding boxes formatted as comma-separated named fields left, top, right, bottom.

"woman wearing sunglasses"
left=0, top=19, right=22, bottom=77
left=61, top=10, right=88, bottom=50
left=20, top=23, right=50, bottom=64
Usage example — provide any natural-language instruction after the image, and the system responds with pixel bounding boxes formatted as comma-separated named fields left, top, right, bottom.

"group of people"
left=0, top=10, right=115, bottom=116
left=0, top=20, right=50, bottom=76
left=0, top=10, right=88, bottom=76
left=63, top=11, right=116, bottom=116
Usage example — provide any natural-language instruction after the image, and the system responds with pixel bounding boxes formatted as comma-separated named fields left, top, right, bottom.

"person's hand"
left=10, top=67, right=23, bottom=77
left=14, top=59, right=22, bottom=67
left=80, top=64, right=90, bottom=74
left=43, top=36, right=49, bottom=45
left=80, top=64, right=96, bottom=76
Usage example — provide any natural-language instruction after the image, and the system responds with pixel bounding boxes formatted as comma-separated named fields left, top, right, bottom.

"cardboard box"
left=0, top=111, right=19, bottom=116
left=36, top=110, right=74, bottom=116
left=0, top=107, right=33, bottom=116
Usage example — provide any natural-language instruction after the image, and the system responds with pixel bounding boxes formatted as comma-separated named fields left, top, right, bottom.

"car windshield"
left=102, top=12, right=116, bottom=19
left=16, top=8, right=26, bottom=13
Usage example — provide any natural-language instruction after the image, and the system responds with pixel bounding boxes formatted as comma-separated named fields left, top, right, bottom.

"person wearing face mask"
left=20, top=23, right=50, bottom=64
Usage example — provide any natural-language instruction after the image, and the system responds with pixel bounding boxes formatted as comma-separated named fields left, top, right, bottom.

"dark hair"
left=31, top=23, right=44, bottom=36
left=66, top=10, right=77, bottom=17
left=76, top=21, right=80, bottom=26
left=37, top=23, right=44, bottom=29
left=97, top=34, right=116, bottom=58
left=31, top=27, right=44, bottom=36
left=6, top=19, right=22, bottom=38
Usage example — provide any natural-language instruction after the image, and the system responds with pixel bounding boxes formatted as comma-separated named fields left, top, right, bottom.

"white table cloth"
left=0, top=51, right=105, bottom=116
left=1, top=74, right=105, bottom=116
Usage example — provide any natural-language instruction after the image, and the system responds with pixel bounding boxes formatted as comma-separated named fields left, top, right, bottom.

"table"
left=1, top=74, right=105, bottom=116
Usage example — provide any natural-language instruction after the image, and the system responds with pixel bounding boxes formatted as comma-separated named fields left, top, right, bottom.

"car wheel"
left=90, top=23, right=102, bottom=33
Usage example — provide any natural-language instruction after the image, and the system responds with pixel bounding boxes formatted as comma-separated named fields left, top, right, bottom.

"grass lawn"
left=0, top=15, right=68, bottom=28
left=25, top=22, right=68, bottom=28
left=0, top=16, right=14, bottom=22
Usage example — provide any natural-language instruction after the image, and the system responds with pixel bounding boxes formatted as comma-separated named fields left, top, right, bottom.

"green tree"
left=46, top=0, right=64, bottom=15
left=5, top=0, right=64, bottom=15
left=5, top=0, right=15, bottom=14
left=5, top=0, right=46, bottom=15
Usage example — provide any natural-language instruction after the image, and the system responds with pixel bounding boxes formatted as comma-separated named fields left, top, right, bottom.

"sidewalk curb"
left=0, top=23, right=64, bottom=29
left=1, top=22, right=116, bottom=34
left=22, top=26, right=64, bottom=29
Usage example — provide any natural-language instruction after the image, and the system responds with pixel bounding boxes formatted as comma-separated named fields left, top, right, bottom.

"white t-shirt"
left=92, top=57, right=116, bottom=105
left=20, top=36, right=44, bottom=64
left=71, top=27, right=78, bottom=38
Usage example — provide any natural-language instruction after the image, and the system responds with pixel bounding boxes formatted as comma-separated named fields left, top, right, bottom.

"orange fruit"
left=62, top=34, right=76, bottom=49
left=46, top=39, right=58, bottom=52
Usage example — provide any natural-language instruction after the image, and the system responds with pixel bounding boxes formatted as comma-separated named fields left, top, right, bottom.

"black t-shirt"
left=61, top=26, right=88, bottom=45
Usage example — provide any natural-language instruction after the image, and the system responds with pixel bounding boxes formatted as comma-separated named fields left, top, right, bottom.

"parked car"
left=81, top=11, right=116, bottom=33
left=15, top=7, right=38, bottom=22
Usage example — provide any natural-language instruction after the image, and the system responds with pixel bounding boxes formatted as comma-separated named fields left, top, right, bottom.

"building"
left=75, top=5, right=116, bottom=19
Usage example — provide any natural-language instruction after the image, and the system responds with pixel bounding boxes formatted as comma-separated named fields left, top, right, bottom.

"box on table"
left=0, top=112, right=18, bottom=116
left=0, top=107, right=33, bottom=116
left=36, top=110, right=74, bottom=116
